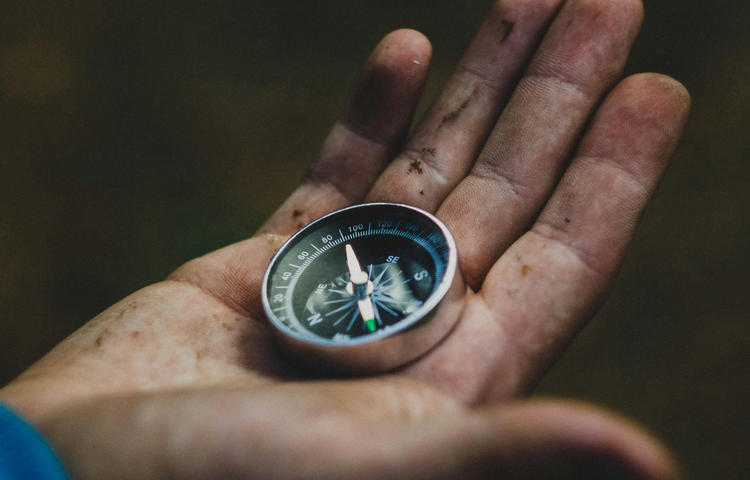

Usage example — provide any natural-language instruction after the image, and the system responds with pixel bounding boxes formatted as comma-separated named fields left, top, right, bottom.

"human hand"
left=0, top=0, right=690, bottom=478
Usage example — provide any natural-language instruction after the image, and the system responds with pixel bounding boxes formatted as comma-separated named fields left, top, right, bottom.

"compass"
left=262, top=203, right=465, bottom=373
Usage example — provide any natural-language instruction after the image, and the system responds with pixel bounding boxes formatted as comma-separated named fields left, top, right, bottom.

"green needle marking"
left=366, top=319, right=377, bottom=332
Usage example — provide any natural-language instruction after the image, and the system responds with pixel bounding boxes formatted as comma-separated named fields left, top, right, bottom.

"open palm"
left=0, top=0, right=690, bottom=478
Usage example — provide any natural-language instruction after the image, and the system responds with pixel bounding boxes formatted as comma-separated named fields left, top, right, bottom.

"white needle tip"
left=345, top=244, right=363, bottom=278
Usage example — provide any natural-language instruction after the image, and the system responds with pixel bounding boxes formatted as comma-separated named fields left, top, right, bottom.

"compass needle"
left=358, top=298, right=377, bottom=332
left=345, top=244, right=364, bottom=278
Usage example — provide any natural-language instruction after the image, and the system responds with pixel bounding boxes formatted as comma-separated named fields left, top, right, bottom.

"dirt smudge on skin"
left=500, top=19, right=515, bottom=43
left=293, top=210, right=303, bottom=219
left=408, top=159, right=424, bottom=174
left=264, top=234, right=288, bottom=257
left=522, top=265, right=531, bottom=277
left=565, top=217, right=571, bottom=224
left=93, top=327, right=111, bottom=348
left=439, top=96, right=471, bottom=129
left=419, top=190, right=424, bottom=196
left=264, top=234, right=286, bottom=246
left=422, top=147, right=436, bottom=156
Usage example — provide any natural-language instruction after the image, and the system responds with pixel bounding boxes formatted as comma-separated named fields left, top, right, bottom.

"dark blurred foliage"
left=0, top=0, right=747, bottom=478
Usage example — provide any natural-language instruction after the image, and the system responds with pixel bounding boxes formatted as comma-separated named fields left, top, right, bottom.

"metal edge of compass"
left=261, top=202, right=466, bottom=374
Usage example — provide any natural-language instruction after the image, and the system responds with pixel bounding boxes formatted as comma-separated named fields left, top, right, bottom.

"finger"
left=478, top=74, right=690, bottom=398
left=169, top=30, right=431, bottom=318
left=366, top=0, right=565, bottom=211
left=260, top=29, right=431, bottom=236
left=409, top=74, right=689, bottom=404
left=437, top=0, right=644, bottom=290
left=235, top=399, right=678, bottom=480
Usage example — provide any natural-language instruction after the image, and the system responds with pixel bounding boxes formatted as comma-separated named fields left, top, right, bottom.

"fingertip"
left=619, top=73, right=692, bottom=122
left=598, top=74, right=692, bottom=168
left=377, top=28, right=433, bottom=66
left=572, top=73, right=691, bottom=182
left=367, top=29, right=433, bottom=96
left=365, top=29, right=432, bottom=84
left=342, top=29, right=432, bottom=144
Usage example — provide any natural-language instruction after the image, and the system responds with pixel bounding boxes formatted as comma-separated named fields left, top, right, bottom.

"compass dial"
left=262, top=203, right=456, bottom=348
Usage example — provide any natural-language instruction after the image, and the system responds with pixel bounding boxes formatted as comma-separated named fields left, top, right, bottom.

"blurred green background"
left=0, top=0, right=747, bottom=478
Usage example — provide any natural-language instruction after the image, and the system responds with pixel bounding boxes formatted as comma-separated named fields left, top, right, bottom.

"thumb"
left=35, top=391, right=680, bottom=480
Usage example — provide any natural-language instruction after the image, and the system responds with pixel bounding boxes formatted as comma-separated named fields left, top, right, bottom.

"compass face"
left=262, top=203, right=456, bottom=346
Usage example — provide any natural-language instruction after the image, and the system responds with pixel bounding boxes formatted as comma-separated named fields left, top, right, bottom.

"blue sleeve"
left=0, top=404, right=69, bottom=480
